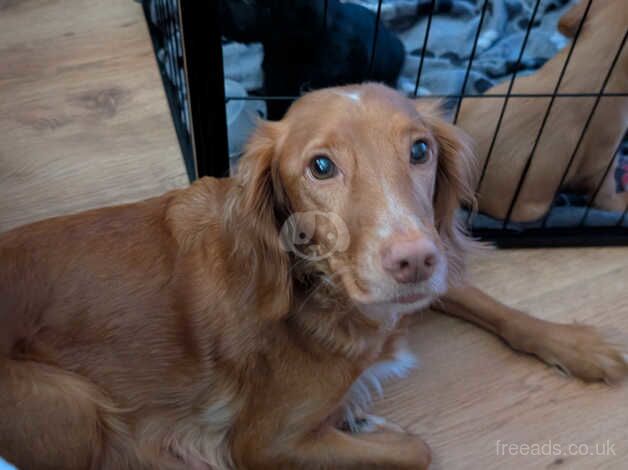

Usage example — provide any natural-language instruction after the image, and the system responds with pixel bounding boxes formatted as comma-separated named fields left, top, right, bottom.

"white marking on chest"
left=341, top=348, right=418, bottom=431
left=159, top=398, right=238, bottom=469
left=349, top=348, right=418, bottom=408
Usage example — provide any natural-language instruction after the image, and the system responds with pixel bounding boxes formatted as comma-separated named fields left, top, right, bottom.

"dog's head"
left=228, top=84, right=475, bottom=322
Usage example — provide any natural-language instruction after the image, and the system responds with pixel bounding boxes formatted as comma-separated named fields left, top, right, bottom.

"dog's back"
left=0, top=178, right=240, bottom=469
left=457, top=0, right=627, bottom=221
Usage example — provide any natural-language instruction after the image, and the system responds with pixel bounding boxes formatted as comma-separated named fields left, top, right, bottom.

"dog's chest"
left=348, top=347, right=418, bottom=408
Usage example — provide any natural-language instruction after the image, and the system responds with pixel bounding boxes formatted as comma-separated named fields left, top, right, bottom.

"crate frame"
left=143, top=0, right=628, bottom=247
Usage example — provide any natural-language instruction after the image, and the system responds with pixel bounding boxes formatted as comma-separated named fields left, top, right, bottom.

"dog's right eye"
left=410, top=140, right=429, bottom=165
left=309, top=155, right=337, bottom=180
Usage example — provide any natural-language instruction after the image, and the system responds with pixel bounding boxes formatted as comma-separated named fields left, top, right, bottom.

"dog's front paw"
left=359, top=431, right=431, bottom=469
left=535, top=323, right=628, bottom=384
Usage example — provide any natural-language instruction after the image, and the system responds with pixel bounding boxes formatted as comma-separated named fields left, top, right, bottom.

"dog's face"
left=233, top=84, right=474, bottom=321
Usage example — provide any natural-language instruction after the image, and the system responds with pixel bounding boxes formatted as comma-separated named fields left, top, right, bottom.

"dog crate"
left=142, top=0, right=627, bottom=247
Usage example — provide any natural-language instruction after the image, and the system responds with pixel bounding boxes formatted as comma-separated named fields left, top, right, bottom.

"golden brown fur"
left=1, top=84, right=626, bottom=469
left=457, top=0, right=627, bottom=221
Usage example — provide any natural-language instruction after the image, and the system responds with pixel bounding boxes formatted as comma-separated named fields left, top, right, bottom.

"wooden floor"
left=377, top=248, right=628, bottom=470
left=0, top=1, right=626, bottom=469
left=0, top=0, right=188, bottom=232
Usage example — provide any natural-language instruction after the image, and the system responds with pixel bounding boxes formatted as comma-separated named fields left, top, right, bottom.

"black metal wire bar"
left=158, top=0, right=169, bottom=37
left=323, top=0, right=329, bottom=30
left=179, top=0, right=229, bottom=178
left=161, top=0, right=173, bottom=35
left=367, top=0, right=384, bottom=77
left=618, top=205, right=628, bottom=227
left=474, top=0, right=543, bottom=193
left=413, top=0, right=437, bottom=96
left=455, top=93, right=628, bottom=98
left=157, top=0, right=175, bottom=96
left=161, top=1, right=175, bottom=86
left=172, top=2, right=186, bottom=101
left=472, top=226, right=628, bottom=248
left=541, top=29, right=628, bottom=228
left=452, top=0, right=490, bottom=125
left=579, top=131, right=628, bottom=226
left=143, top=0, right=195, bottom=180
left=501, top=0, right=594, bottom=229
left=225, top=95, right=298, bottom=102
left=165, top=0, right=183, bottom=104
left=224, top=92, right=628, bottom=101
left=154, top=0, right=162, bottom=28
left=154, top=0, right=163, bottom=32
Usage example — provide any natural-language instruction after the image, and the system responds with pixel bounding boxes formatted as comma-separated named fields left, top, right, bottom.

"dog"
left=457, top=0, right=628, bottom=222
left=220, top=0, right=405, bottom=119
left=1, top=84, right=626, bottom=469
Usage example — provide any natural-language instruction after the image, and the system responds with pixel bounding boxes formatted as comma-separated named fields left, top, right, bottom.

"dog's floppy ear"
left=415, top=100, right=477, bottom=285
left=225, top=121, right=292, bottom=320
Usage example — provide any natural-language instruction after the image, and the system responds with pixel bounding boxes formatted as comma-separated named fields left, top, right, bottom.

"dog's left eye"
left=309, top=155, right=337, bottom=179
left=410, top=140, right=429, bottom=164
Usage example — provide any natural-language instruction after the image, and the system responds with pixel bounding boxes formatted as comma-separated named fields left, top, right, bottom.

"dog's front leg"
left=434, top=283, right=628, bottom=383
left=236, top=425, right=430, bottom=470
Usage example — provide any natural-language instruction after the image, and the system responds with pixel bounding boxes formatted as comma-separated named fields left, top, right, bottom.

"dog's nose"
left=381, top=237, right=437, bottom=284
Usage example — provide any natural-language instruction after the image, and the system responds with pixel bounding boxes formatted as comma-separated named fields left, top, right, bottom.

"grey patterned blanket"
left=224, top=0, right=576, bottom=98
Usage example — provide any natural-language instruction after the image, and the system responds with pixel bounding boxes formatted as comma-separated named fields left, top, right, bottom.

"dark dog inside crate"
left=220, top=0, right=405, bottom=119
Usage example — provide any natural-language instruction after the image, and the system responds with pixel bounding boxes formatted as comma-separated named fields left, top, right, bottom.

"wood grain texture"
left=376, top=248, right=628, bottom=470
left=0, top=1, right=626, bottom=469
left=0, top=0, right=188, bottom=232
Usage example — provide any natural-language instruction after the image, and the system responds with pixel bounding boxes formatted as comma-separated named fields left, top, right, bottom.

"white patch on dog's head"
left=332, top=90, right=362, bottom=103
